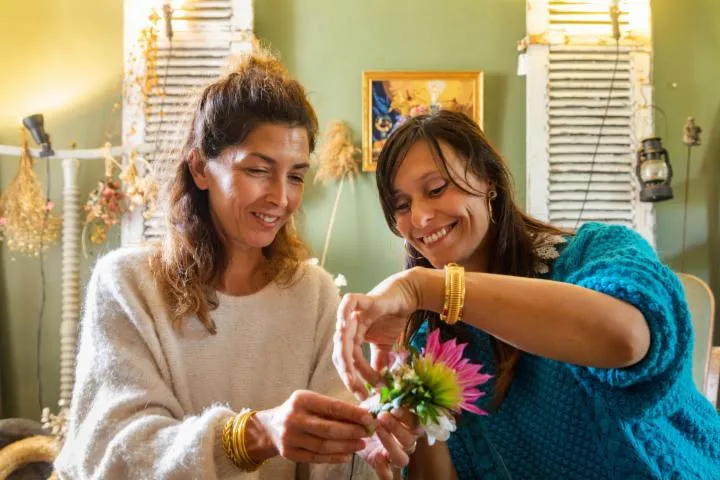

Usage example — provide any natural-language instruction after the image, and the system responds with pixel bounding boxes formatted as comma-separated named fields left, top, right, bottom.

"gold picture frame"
left=361, top=70, right=483, bottom=172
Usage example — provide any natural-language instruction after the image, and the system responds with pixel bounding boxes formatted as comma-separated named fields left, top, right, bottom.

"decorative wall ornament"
left=124, top=7, right=162, bottom=126
left=120, top=150, right=159, bottom=219
left=361, top=71, right=483, bottom=171
left=314, top=121, right=361, bottom=268
left=0, top=130, right=61, bottom=257
left=81, top=144, right=127, bottom=253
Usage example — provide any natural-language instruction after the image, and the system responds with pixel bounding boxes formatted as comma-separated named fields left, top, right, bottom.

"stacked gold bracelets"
left=222, top=409, right=266, bottom=472
left=440, top=263, right=466, bottom=325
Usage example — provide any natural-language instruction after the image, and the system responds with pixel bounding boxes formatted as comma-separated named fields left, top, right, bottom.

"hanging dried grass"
left=313, top=121, right=360, bottom=267
left=314, top=121, right=360, bottom=186
left=0, top=132, right=61, bottom=257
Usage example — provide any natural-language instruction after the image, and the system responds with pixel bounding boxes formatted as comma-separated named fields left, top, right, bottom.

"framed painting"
left=361, top=70, right=483, bottom=171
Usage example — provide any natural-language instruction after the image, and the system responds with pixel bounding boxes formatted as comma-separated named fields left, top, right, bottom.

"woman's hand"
left=253, top=390, right=374, bottom=464
left=359, top=404, right=422, bottom=480
left=333, top=269, right=423, bottom=399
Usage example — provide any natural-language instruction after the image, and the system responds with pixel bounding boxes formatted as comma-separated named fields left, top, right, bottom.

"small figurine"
left=683, top=117, right=702, bottom=146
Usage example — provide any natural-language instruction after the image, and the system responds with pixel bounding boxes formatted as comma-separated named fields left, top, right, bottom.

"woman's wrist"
left=407, top=267, right=445, bottom=314
left=245, top=410, right=278, bottom=463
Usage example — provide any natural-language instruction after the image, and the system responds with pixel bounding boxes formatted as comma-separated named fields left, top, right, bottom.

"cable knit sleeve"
left=54, top=250, right=237, bottom=479
left=554, top=223, right=693, bottom=418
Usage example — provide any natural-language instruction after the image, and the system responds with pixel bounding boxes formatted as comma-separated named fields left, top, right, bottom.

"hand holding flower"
left=368, top=329, right=491, bottom=445
left=333, top=269, right=422, bottom=399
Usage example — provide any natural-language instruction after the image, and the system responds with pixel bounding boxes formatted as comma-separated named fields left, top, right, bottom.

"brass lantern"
left=636, top=137, right=674, bottom=202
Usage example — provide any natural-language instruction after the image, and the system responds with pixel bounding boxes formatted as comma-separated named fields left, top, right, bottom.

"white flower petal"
left=421, top=410, right=457, bottom=445
left=334, top=274, right=347, bottom=287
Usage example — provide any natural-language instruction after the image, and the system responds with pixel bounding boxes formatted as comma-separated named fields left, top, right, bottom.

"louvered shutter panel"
left=122, top=0, right=255, bottom=245
left=525, top=0, right=654, bottom=244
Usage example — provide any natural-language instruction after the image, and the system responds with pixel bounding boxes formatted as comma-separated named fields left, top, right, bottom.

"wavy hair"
left=375, top=110, right=567, bottom=406
left=150, top=51, right=317, bottom=333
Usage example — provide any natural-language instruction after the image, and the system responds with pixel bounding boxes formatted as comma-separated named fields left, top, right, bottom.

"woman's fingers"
left=354, top=343, right=382, bottom=389
left=300, top=415, right=370, bottom=441
left=299, top=391, right=373, bottom=427
left=351, top=308, right=387, bottom=389
left=370, top=346, right=391, bottom=373
left=335, top=293, right=385, bottom=399
left=372, top=458, right=394, bottom=480
left=283, top=447, right=353, bottom=464
left=335, top=295, right=364, bottom=397
left=378, top=411, right=417, bottom=453
left=375, top=424, right=410, bottom=468
left=335, top=292, right=408, bottom=398
left=390, top=407, right=421, bottom=436
left=285, top=431, right=366, bottom=455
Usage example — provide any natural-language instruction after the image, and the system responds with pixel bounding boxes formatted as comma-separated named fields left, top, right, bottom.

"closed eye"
left=428, top=182, right=448, bottom=197
left=289, top=174, right=305, bottom=184
left=394, top=202, right=410, bottom=214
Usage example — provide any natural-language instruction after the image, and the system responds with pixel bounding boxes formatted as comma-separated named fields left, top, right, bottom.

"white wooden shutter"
left=122, top=0, right=255, bottom=245
left=524, top=0, right=654, bottom=245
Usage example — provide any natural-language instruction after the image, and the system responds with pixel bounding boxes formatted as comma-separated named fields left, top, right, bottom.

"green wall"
left=653, top=0, right=720, bottom=342
left=255, top=0, right=719, bottom=335
left=255, top=0, right=527, bottom=294
left=0, top=0, right=123, bottom=419
left=1, top=0, right=717, bottom=420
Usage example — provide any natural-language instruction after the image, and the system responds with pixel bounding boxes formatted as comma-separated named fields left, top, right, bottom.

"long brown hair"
left=375, top=110, right=566, bottom=406
left=150, top=51, right=317, bottom=333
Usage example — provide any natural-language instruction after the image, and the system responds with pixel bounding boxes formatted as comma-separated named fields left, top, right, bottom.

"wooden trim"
left=707, top=347, right=720, bottom=408
left=677, top=273, right=717, bottom=396
left=525, top=44, right=550, bottom=221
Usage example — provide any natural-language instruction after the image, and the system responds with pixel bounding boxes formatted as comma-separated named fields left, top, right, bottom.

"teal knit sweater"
left=412, top=223, right=720, bottom=479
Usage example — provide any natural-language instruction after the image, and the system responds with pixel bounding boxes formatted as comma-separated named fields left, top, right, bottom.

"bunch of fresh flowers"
left=370, top=329, right=491, bottom=444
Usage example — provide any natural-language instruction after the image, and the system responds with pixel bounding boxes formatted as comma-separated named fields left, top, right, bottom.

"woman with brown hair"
left=54, top=52, right=415, bottom=479
left=333, top=110, right=720, bottom=479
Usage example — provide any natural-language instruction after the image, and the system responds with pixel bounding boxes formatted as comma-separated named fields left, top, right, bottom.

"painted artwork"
left=362, top=71, right=483, bottom=171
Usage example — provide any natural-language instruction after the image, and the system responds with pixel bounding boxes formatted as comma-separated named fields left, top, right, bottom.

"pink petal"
left=461, top=403, right=487, bottom=416
left=424, top=329, right=442, bottom=360
left=439, top=340, right=466, bottom=368
left=461, top=389, right=485, bottom=402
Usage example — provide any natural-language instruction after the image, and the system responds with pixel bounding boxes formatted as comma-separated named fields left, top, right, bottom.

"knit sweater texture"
left=413, top=223, right=720, bottom=479
left=54, top=247, right=377, bottom=480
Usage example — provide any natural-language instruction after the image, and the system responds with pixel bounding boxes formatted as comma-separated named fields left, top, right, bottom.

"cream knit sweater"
left=54, top=247, right=377, bottom=480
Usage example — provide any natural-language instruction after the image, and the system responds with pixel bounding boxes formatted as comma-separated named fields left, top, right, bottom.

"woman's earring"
left=487, top=190, right=497, bottom=224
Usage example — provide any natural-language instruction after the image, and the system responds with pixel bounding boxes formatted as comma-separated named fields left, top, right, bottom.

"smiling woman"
left=333, top=110, right=720, bottom=479
left=187, top=123, right=312, bottom=297
left=52, top=51, right=416, bottom=480
left=188, top=125, right=311, bottom=270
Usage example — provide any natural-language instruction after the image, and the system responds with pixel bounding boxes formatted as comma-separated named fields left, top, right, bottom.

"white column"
left=59, top=158, right=81, bottom=408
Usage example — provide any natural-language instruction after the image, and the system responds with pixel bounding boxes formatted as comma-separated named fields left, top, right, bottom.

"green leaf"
left=391, top=391, right=408, bottom=409
left=380, top=386, right=390, bottom=403
left=416, top=404, right=429, bottom=425
left=426, top=404, right=439, bottom=424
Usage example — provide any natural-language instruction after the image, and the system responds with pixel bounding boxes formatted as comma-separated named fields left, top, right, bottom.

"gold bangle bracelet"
left=440, top=263, right=465, bottom=325
left=222, top=410, right=267, bottom=472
